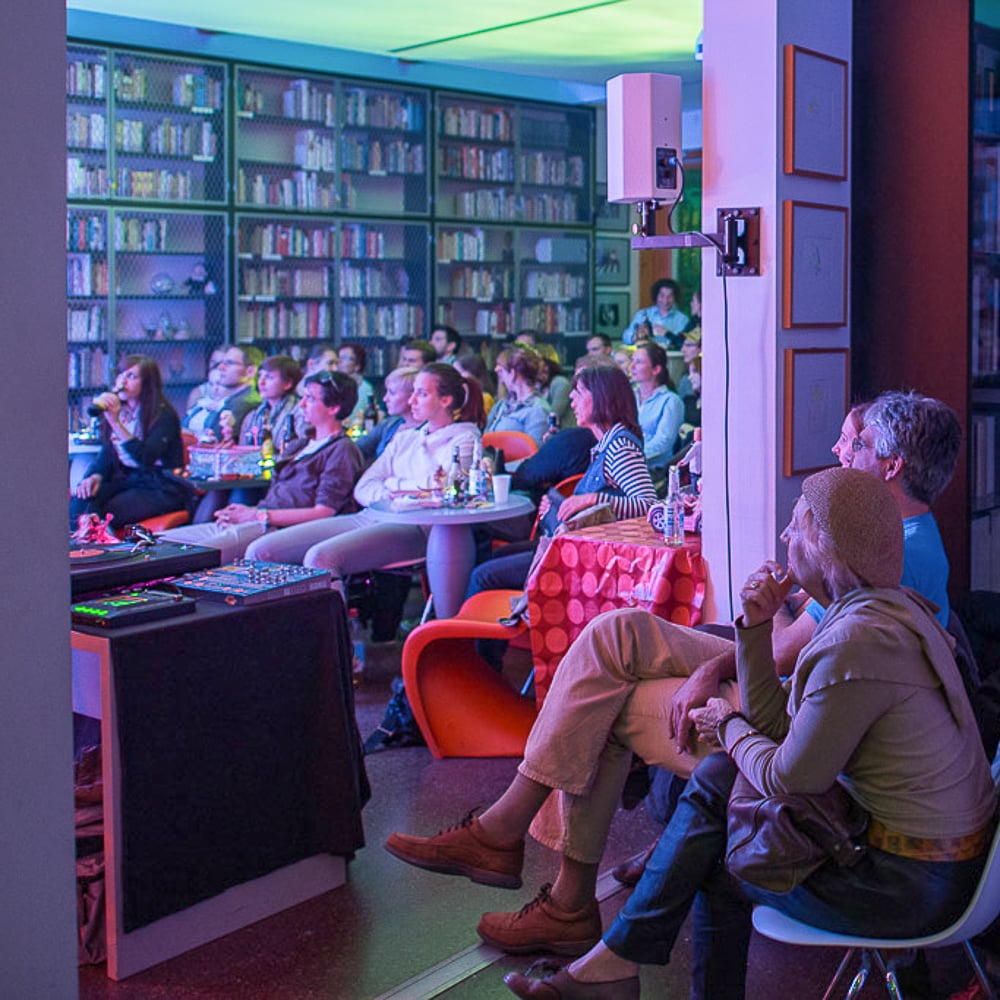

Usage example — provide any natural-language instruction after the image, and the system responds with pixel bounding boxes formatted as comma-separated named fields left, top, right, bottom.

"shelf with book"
left=434, top=92, right=592, bottom=225
left=235, top=68, right=339, bottom=212
left=339, top=81, right=429, bottom=216
left=67, top=45, right=110, bottom=199
left=517, top=229, right=591, bottom=336
left=110, top=51, right=227, bottom=204
left=435, top=223, right=516, bottom=338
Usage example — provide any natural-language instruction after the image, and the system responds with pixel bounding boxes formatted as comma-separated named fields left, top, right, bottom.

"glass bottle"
left=363, top=395, right=379, bottom=434
left=664, top=464, right=685, bottom=547
left=445, top=444, right=466, bottom=506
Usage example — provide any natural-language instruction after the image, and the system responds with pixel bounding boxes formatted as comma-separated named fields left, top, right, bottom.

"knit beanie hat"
left=683, top=327, right=702, bottom=347
left=800, top=467, right=903, bottom=589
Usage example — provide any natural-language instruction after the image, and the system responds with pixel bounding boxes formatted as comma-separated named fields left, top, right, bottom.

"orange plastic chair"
left=401, top=590, right=538, bottom=758
left=482, top=430, right=539, bottom=463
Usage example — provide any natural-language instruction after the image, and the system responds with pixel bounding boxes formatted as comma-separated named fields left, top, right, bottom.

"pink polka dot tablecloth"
left=525, top=518, right=705, bottom=706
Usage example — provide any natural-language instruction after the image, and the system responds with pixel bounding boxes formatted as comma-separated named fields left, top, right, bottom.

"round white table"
left=365, top=494, right=535, bottom=619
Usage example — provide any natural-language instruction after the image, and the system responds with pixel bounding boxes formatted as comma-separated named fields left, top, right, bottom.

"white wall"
left=0, top=0, right=80, bottom=996
left=700, top=0, right=851, bottom=619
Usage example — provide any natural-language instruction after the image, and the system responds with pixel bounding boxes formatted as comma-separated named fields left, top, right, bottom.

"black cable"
left=666, top=158, right=686, bottom=234
left=721, top=269, right=734, bottom=618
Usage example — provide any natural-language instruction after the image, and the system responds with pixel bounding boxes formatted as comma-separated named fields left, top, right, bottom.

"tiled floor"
left=78, top=627, right=976, bottom=999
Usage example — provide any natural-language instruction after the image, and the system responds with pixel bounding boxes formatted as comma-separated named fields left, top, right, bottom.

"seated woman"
left=631, top=341, right=684, bottom=477
left=338, top=342, right=376, bottom=424
left=486, top=345, right=552, bottom=447
left=238, top=354, right=302, bottom=455
left=386, top=468, right=997, bottom=1000
left=70, top=355, right=191, bottom=532
left=356, top=366, right=420, bottom=464
left=160, top=371, right=364, bottom=563
left=467, top=362, right=657, bottom=600
left=535, top=343, right=574, bottom=428
left=248, top=363, right=484, bottom=596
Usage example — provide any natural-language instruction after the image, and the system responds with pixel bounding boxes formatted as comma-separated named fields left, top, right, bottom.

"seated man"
left=182, top=345, right=263, bottom=444
left=161, top=372, right=363, bottom=563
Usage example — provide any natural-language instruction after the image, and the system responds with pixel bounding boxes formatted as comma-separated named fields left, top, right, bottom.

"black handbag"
left=725, top=772, right=868, bottom=893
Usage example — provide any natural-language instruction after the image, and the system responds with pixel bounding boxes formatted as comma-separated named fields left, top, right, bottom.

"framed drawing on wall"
left=594, top=182, right=631, bottom=232
left=595, top=236, right=630, bottom=286
left=783, top=347, right=849, bottom=476
left=595, top=291, right=630, bottom=338
left=784, top=44, right=848, bottom=180
left=782, top=200, right=848, bottom=328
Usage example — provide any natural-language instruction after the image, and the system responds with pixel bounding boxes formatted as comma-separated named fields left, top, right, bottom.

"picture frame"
left=782, top=200, right=848, bottom=328
left=595, top=236, right=630, bottom=286
left=784, top=44, right=848, bottom=180
left=783, top=347, right=849, bottom=476
left=594, top=182, right=632, bottom=232
left=594, top=291, right=630, bottom=338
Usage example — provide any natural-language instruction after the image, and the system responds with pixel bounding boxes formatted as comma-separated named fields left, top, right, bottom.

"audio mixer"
left=175, top=560, right=331, bottom=606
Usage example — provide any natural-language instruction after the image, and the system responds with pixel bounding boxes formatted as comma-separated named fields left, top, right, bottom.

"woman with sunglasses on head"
left=160, top=370, right=365, bottom=563
left=248, top=363, right=484, bottom=596
left=70, top=354, right=192, bottom=532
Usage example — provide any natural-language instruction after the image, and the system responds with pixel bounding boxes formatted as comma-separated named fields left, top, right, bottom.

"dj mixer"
left=175, top=560, right=331, bottom=606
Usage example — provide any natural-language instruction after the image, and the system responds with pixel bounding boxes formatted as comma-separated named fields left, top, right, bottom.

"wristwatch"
left=256, top=507, right=270, bottom=530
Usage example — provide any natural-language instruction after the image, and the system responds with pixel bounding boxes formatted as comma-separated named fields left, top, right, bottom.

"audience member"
left=71, top=355, right=191, bottom=531
left=683, top=289, right=702, bottom=334
left=513, top=329, right=539, bottom=347
left=486, top=345, right=552, bottom=446
left=585, top=334, right=612, bottom=358
left=622, top=278, right=689, bottom=349
left=399, top=339, right=436, bottom=369
left=239, top=354, right=301, bottom=454
left=183, top=344, right=262, bottom=443
left=161, top=371, right=363, bottom=563
left=357, top=367, right=420, bottom=463
left=631, top=342, right=684, bottom=477
left=337, top=342, right=376, bottom=422
left=535, top=342, right=573, bottom=427
left=611, top=344, right=634, bottom=378
left=247, top=364, right=483, bottom=596
left=185, top=346, right=225, bottom=411
left=430, top=324, right=462, bottom=365
left=386, top=469, right=995, bottom=1000
left=831, top=401, right=870, bottom=468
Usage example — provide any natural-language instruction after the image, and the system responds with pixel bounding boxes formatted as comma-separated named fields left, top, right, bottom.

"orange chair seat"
left=401, top=590, right=537, bottom=758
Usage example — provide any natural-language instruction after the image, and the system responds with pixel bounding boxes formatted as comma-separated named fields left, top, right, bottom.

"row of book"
left=236, top=169, right=339, bottom=210
left=282, top=79, right=337, bottom=125
left=239, top=222, right=335, bottom=259
left=67, top=159, right=109, bottom=198
left=67, top=213, right=107, bottom=252
left=67, top=254, right=109, bottom=297
left=975, top=41, right=1000, bottom=136
left=442, top=267, right=514, bottom=301
left=520, top=153, right=586, bottom=188
left=292, top=130, right=336, bottom=171
left=240, top=264, right=331, bottom=298
left=115, top=118, right=218, bottom=158
left=68, top=305, right=105, bottom=343
left=440, top=105, right=514, bottom=142
left=67, top=58, right=106, bottom=99
left=67, top=112, right=106, bottom=151
left=972, top=268, right=1000, bottom=378
left=68, top=346, right=108, bottom=389
left=973, top=143, right=1000, bottom=252
left=436, top=228, right=505, bottom=263
left=441, top=146, right=515, bottom=183
left=436, top=302, right=515, bottom=337
left=343, top=90, right=425, bottom=131
left=340, top=302, right=425, bottom=341
left=522, top=269, right=587, bottom=301
left=518, top=302, right=588, bottom=334
left=237, top=301, right=331, bottom=342
left=972, top=410, right=997, bottom=506
left=115, top=167, right=200, bottom=201
left=338, top=264, right=412, bottom=299
left=340, top=136, right=426, bottom=175
left=115, top=215, right=169, bottom=252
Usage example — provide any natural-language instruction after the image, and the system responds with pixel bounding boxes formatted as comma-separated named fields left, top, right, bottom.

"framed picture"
left=594, top=182, right=632, bottom=232
left=594, top=291, right=630, bottom=338
left=783, top=348, right=849, bottom=476
left=595, top=236, right=630, bottom=286
left=783, top=44, right=848, bottom=180
left=782, top=200, right=848, bottom=328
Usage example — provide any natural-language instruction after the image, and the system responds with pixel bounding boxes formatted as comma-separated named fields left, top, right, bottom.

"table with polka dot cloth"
left=525, top=518, right=705, bottom=706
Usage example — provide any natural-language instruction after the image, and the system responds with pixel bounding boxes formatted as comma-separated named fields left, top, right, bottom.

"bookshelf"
left=970, top=21, right=1000, bottom=588
left=68, top=41, right=596, bottom=416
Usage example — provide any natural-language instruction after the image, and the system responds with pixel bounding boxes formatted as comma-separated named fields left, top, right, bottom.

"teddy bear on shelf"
left=184, top=262, right=217, bottom=297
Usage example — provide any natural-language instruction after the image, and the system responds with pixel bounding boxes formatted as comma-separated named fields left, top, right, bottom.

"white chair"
left=752, top=819, right=1000, bottom=999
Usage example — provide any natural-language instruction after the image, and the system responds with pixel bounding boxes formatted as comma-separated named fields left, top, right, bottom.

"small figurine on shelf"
left=184, top=262, right=217, bottom=297
left=71, top=512, right=118, bottom=545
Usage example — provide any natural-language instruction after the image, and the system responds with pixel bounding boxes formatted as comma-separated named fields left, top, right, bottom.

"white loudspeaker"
left=606, top=73, right=683, bottom=204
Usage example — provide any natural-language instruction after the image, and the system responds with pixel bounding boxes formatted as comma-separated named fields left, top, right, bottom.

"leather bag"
left=725, top=772, right=868, bottom=893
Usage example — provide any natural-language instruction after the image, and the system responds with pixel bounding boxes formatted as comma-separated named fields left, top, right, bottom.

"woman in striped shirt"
left=466, top=362, right=656, bottom=613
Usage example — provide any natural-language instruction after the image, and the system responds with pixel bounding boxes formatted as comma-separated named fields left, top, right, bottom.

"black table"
left=72, top=589, right=369, bottom=979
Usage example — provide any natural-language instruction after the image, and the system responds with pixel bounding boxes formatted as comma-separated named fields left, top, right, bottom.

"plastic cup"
left=492, top=474, right=512, bottom=504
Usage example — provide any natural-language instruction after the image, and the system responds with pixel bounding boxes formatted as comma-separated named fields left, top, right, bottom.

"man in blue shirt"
left=622, top=279, right=689, bottom=349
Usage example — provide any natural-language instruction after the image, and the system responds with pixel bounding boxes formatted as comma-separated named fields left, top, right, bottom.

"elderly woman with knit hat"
left=388, top=468, right=996, bottom=1000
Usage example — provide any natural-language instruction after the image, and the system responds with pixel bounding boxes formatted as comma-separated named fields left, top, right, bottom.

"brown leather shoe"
left=610, top=842, right=656, bottom=888
left=477, top=883, right=602, bottom=956
left=504, top=966, right=640, bottom=999
left=384, top=811, right=524, bottom=889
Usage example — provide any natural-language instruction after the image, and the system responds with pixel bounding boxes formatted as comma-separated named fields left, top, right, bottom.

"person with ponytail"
left=248, top=363, right=483, bottom=596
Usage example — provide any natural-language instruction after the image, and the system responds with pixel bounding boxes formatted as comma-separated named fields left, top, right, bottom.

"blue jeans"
left=604, top=753, right=987, bottom=1000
